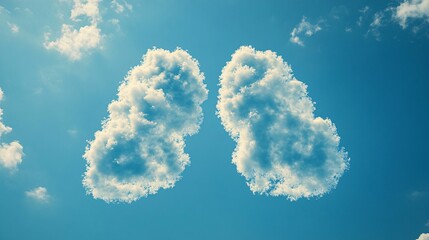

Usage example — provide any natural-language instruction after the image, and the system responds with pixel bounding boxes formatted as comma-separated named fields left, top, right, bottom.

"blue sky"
left=0, top=0, right=429, bottom=239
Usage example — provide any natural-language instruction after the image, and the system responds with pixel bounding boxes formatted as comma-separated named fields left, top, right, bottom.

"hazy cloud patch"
left=217, top=46, right=349, bottom=200
left=83, top=48, right=208, bottom=203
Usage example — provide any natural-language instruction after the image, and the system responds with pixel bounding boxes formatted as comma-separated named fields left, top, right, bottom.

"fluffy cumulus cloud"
left=44, top=0, right=102, bottom=60
left=394, top=0, right=429, bottom=28
left=83, top=48, right=208, bottom=203
left=217, top=46, right=349, bottom=200
left=418, top=233, right=429, bottom=240
left=0, top=88, right=23, bottom=172
left=26, top=187, right=50, bottom=202
left=290, top=17, right=322, bottom=46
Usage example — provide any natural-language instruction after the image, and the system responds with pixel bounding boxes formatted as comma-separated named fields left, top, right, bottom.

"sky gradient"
left=1, top=0, right=429, bottom=239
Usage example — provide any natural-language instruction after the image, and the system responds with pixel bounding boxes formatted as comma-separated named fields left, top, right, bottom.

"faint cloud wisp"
left=290, top=17, right=322, bottom=46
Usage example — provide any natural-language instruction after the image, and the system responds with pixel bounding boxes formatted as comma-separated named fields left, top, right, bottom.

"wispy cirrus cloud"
left=217, top=46, right=349, bottom=200
left=83, top=48, right=208, bottom=203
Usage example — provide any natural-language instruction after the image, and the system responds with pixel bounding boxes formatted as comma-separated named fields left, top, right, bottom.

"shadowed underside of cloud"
left=83, top=48, right=208, bottom=203
left=0, top=88, right=23, bottom=172
left=217, top=46, right=349, bottom=200
left=418, top=233, right=429, bottom=240
left=395, top=0, right=429, bottom=28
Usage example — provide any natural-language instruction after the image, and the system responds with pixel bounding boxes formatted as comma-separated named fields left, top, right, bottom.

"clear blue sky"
left=0, top=0, right=428, bottom=239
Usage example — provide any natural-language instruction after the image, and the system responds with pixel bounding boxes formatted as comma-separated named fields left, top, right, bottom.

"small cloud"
left=217, top=46, right=349, bottom=200
left=7, top=22, right=19, bottom=33
left=425, top=220, right=429, bottom=227
left=45, top=0, right=102, bottom=60
left=0, top=142, right=24, bottom=172
left=109, top=18, right=120, bottom=26
left=357, top=6, right=370, bottom=26
left=108, top=18, right=121, bottom=30
left=290, top=16, right=322, bottom=46
left=368, top=12, right=385, bottom=40
left=83, top=48, right=208, bottom=203
left=70, top=0, right=100, bottom=25
left=371, top=12, right=384, bottom=27
left=345, top=27, right=352, bottom=32
left=0, top=88, right=24, bottom=172
left=417, top=233, right=429, bottom=240
left=394, top=0, right=429, bottom=28
left=44, top=24, right=102, bottom=61
left=26, top=187, right=50, bottom=203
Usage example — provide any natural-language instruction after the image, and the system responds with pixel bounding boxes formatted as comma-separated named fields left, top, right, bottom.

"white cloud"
left=217, top=46, right=349, bottom=200
left=70, top=0, right=100, bottom=24
left=83, top=48, right=208, bottom=203
left=44, top=0, right=102, bottom=60
left=44, top=24, right=101, bottom=61
left=0, top=142, right=24, bottom=171
left=0, top=88, right=24, bottom=172
left=290, top=17, right=322, bottom=46
left=417, top=233, right=429, bottom=240
left=26, top=187, right=50, bottom=202
left=7, top=22, right=19, bottom=33
left=394, top=0, right=429, bottom=28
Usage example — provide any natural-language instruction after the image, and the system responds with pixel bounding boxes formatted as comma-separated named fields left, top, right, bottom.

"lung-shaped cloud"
left=217, top=46, right=349, bottom=200
left=83, top=48, right=208, bottom=203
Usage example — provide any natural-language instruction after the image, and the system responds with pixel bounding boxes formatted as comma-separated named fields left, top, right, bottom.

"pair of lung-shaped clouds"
left=83, top=46, right=349, bottom=203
